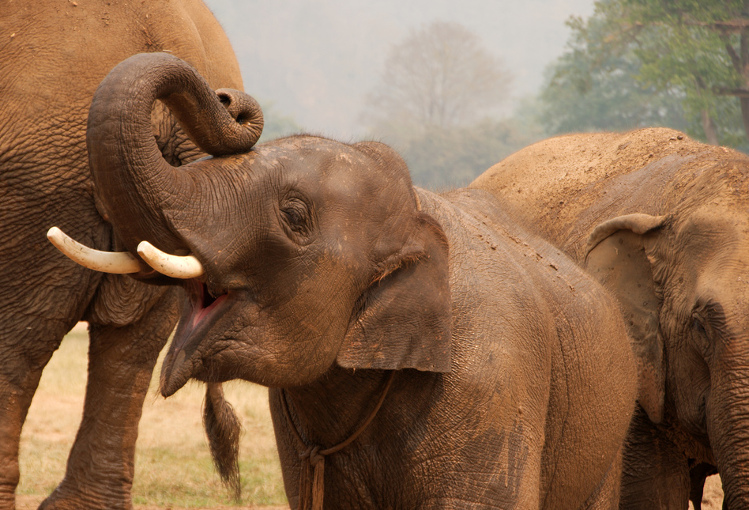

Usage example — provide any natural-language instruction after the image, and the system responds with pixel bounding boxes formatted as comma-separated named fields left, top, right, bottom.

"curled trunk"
left=86, top=52, right=263, bottom=255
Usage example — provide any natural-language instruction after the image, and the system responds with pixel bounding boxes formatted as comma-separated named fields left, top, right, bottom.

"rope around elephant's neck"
left=280, top=371, right=397, bottom=510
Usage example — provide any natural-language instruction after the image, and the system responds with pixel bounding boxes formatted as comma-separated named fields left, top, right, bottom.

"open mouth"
left=186, top=279, right=229, bottom=329
left=166, top=279, right=233, bottom=358
left=160, top=279, right=234, bottom=397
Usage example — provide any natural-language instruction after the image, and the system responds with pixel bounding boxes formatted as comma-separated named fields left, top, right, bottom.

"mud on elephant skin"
left=471, top=128, right=749, bottom=509
left=0, top=2, right=262, bottom=509
left=57, top=52, right=638, bottom=509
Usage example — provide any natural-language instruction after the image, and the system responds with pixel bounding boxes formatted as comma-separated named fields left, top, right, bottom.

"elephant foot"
left=38, top=484, right=133, bottom=510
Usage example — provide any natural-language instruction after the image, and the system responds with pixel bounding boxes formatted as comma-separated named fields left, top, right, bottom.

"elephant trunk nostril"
left=214, top=87, right=264, bottom=133
left=217, top=91, right=231, bottom=106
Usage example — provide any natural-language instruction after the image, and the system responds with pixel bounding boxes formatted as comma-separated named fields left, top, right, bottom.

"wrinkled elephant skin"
left=471, top=128, right=749, bottom=509
left=0, top=2, right=250, bottom=509
left=76, top=53, right=639, bottom=509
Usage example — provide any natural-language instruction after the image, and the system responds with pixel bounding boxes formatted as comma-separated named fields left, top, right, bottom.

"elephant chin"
left=159, top=281, right=232, bottom=397
left=160, top=348, right=193, bottom=397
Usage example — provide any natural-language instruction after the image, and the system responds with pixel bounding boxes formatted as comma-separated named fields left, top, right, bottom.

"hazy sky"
left=205, top=0, right=596, bottom=138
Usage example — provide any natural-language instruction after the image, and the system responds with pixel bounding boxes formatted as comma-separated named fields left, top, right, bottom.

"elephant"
left=470, top=128, right=749, bottom=508
left=53, top=51, right=639, bottom=509
left=0, top=2, right=262, bottom=508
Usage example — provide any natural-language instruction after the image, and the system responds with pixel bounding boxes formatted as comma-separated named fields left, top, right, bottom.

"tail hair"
left=204, top=382, right=242, bottom=501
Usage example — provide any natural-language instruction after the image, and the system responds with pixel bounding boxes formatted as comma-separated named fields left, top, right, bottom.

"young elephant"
left=470, top=129, right=749, bottom=508
left=54, top=53, right=637, bottom=508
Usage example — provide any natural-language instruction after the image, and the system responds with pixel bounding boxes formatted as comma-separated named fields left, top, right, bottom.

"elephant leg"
left=689, top=463, right=718, bottom=510
left=0, top=337, right=62, bottom=510
left=620, top=406, right=691, bottom=510
left=580, top=444, right=622, bottom=510
left=0, top=264, right=84, bottom=510
left=39, top=288, right=179, bottom=510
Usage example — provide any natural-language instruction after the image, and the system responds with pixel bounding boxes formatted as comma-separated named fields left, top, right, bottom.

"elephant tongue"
left=167, top=280, right=227, bottom=354
left=161, top=281, right=228, bottom=397
left=187, top=280, right=227, bottom=329
left=192, top=283, right=227, bottom=328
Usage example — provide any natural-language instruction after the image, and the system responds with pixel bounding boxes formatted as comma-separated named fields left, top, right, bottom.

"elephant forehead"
left=676, top=207, right=749, bottom=247
left=298, top=165, right=410, bottom=222
left=670, top=211, right=749, bottom=304
left=670, top=159, right=749, bottom=210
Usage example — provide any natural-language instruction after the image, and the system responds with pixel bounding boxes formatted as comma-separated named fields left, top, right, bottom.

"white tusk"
left=137, top=240, right=204, bottom=279
left=47, top=226, right=141, bottom=274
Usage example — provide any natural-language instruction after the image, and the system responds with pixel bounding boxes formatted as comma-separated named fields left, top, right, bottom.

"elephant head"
left=74, top=53, right=453, bottom=396
left=585, top=169, right=749, bottom=506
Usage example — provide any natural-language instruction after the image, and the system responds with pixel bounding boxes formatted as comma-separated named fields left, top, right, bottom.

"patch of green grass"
left=18, top=325, right=287, bottom=508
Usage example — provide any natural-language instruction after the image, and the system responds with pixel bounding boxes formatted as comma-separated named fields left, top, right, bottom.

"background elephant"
left=62, top=52, right=638, bottom=508
left=0, top=2, right=261, bottom=508
left=470, top=128, right=749, bottom=508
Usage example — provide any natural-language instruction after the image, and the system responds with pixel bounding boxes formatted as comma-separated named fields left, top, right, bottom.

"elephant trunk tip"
left=216, top=87, right=264, bottom=148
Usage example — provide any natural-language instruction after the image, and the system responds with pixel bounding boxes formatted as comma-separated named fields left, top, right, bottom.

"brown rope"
left=280, top=371, right=397, bottom=510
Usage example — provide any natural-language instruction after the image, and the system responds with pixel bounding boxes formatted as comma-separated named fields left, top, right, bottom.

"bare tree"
left=363, top=21, right=512, bottom=135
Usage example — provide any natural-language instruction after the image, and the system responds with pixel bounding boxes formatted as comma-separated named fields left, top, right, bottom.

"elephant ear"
left=337, top=213, right=452, bottom=373
left=585, top=213, right=668, bottom=424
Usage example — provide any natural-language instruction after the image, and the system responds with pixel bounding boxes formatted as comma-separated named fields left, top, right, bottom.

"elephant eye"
left=691, top=315, right=711, bottom=356
left=280, top=195, right=313, bottom=241
left=692, top=316, right=706, bottom=335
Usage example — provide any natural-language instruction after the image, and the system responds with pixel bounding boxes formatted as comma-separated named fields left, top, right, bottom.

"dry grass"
left=17, top=324, right=288, bottom=509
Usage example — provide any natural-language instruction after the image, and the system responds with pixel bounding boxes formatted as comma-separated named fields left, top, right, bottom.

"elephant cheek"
left=210, top=315, right=347, bottom=388
left=247, top=316, right=346, bottom=387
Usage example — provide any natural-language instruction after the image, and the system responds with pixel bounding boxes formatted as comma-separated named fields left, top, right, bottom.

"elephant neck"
left=281, top=370, right=394, bottom=452
left=278, top=370, right=396, bottom=510
left=279, top=368, right=396, bottom=449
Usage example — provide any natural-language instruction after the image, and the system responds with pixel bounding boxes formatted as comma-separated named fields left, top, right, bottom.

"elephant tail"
left=204, top=383, right=242, bottom=501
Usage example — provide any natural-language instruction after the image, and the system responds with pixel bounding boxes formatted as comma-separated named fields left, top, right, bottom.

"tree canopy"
left=540, top=0, right=749, bottom=149
left=363, top=21, right=511, bottom=135
left=360, top=21, right=535, bottom=189
left=400, top=116, right=543, bottom=190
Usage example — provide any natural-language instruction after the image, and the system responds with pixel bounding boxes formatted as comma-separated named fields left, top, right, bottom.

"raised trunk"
left=86, top=52, right=262, bottom=255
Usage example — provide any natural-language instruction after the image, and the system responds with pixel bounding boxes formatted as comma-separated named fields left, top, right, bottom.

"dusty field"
left=18, top=324, right=287, bottom=508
